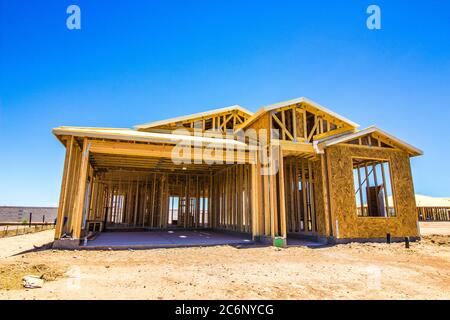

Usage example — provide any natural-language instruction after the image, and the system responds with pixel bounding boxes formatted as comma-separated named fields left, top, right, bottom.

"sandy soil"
left=419, top=222, right=450, bottom=236
left=0, top=229, right=449, bottom=300
left=0, top=225, right=54, bottom=240
left=0, top=229, right=55, bottom=259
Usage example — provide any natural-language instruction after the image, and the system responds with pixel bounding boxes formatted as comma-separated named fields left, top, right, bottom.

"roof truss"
left=236, top=97, right=359, bottom=134
left=267, top=103, right=356, bottom=143
left=134, top=105, right=253, bottom=133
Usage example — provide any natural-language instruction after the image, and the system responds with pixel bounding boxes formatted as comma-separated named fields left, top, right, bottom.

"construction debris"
left=22, top=275, right=44, bottom=289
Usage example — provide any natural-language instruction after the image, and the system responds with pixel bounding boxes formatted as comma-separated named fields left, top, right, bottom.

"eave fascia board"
left=317, top=126, right=424, bottom=157
left=52, top=126, right=251, bottom=149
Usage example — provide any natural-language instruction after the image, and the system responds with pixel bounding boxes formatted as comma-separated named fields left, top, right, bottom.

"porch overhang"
left=315, top=126, right=423, bottom=157
left=52, top=126, right=257, bottom=171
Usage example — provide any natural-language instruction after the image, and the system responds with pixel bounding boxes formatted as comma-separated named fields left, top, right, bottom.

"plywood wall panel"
left=326, top=145, right=418, bottom=239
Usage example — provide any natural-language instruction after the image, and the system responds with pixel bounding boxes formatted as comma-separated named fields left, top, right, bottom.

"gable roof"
left=134, top=105, right=253, bottom=131
left=316, top=126, right=423, bottom=156
left=236, top=97, right=359, bottom=132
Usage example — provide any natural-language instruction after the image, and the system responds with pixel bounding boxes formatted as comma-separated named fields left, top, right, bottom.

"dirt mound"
left=0, top=262, right=64, bottom=290
left=423, top=235, right=450, bottom=246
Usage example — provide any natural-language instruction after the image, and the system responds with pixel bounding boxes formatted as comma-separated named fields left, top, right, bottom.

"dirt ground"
left=0, top=224, right=449, bottom=300
left=418, top=222, right=450, bottom=235
left=0, top=225, right=55, bottom=240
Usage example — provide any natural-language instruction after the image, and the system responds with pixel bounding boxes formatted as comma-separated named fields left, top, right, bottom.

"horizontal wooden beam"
left=313, top=126, right=355, bottom=141
left=278, top=140, right=315, bottom=154
left=89, top=140, right=256, bottom=164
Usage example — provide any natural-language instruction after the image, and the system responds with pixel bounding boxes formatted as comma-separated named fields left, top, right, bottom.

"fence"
left=0, top=211, right=56, bottom=238
left=0, top=222, right=55, bottom=238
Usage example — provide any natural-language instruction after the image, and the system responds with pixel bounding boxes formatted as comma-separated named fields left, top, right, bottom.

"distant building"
left=416, top=195, right=450, bottom=221
left=0, top=206, right=58, bottom=223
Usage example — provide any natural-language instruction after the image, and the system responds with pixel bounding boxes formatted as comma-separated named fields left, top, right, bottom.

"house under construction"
left=52, top=97, right=423, bottom=248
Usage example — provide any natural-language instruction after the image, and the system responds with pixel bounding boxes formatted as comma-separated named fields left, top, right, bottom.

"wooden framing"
left=267, top=103, right=355, bottom=144
left=84, top=171, right=214, bottom=230
left=135, top=105, right=253, bottom=134
left=71, top=138, right=90, bottom=239
left=54, top=136, right=74, bottom=239
left=351, top=158, right=395, bottom=218
left=282, top=156, right=318, bottom=235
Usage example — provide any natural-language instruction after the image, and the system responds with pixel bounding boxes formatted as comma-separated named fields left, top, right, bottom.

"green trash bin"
left=273, top=237, right=285, bottom=248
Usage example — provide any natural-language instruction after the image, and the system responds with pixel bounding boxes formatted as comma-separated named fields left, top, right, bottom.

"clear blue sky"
left=0, top=0, right=449, bottom=206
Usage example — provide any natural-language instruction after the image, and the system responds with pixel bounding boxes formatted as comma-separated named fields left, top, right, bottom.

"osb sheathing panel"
left=312, top=159, right=327, bottom=236
left=326, top=145, right=418, bottom=239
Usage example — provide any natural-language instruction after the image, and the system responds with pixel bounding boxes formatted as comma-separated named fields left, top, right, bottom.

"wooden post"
left=302, top=110, right=307, bottom=142
left=209, top=174, right=213, bottom=228
left=72, top=138, right=90, bottom=239
left=159, top=175, right=165, bottom=229
left=201, top=180, right=206, bottom=227
left=151, top=173, right=156, bottom=228
left=325, top=151, right=336, bottom=237
left=185, top=176, right=190, bottom=228
left=301, top=159, right=308, bottom=231
left=380, top=162, right=391, bottom=216
left=278, top=150, right=287, bottom=239
left=195, top=176, right=200, bottom=228
left=251, top=163, right=259, bottom=239
left=295, top=159, right=300, bottom=232
left=320, top=154, right=331, bottom=236
left=67, top=147, right=82, bottom=234
left=269, top=159, right=277, bottom=239
left=55, top=136, right=74, bottom=239
left=292, top=108, right=297, bottom=142
left=263, top=164, right=270, bottom=237
left=133, top=178, right=139, bottom=226
left=308, top=161, right=316, bottom=232
left=289, top=158, right=295, bottom=233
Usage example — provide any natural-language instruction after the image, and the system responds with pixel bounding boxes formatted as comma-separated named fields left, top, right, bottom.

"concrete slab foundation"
left=286, top=238, right=327, bottom=248
left=82, top=230, right=254, bottom=249
left=53, top=239, right=81, bottom=249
